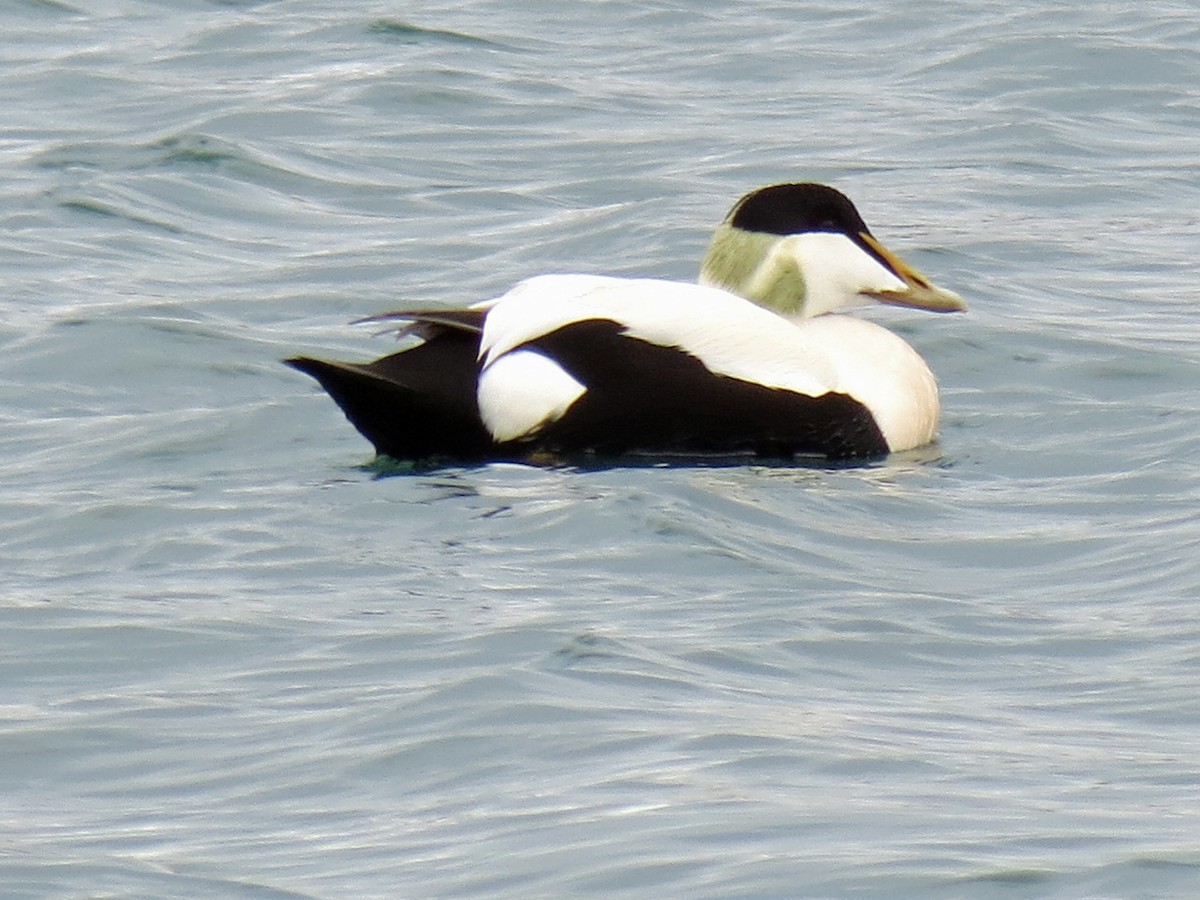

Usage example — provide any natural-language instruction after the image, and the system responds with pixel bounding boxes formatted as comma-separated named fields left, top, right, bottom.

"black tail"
left=286, top=330, right=494, bottom=460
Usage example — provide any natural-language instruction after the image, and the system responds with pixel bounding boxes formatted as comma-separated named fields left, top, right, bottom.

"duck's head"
left=700, top=182, right=967, bottom=318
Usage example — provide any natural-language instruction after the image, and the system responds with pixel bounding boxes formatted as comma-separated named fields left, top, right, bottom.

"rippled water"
left=2, top=2, right=1199, bottom=897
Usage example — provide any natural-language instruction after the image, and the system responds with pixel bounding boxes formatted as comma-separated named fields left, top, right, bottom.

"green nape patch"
left=700, top=225, right=806, bottom=315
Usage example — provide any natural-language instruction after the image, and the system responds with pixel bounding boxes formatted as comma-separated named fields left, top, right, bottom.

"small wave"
left=55, top=196, right=184, bottom=234
left=37, top=132, right=262, bottom=174
left=365, top=19, right=512, bottom=50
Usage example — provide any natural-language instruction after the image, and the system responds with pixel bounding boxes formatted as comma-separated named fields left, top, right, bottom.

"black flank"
left=523, top=319, right=888, bottom=460
left=289, top=311, right=889, bottom=463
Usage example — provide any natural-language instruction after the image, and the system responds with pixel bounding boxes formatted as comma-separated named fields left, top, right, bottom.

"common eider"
left=288, top=183, right=965, bottom=464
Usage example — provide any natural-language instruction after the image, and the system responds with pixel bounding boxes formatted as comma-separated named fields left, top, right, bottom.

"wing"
left=352, top=307, right=488, bottom=342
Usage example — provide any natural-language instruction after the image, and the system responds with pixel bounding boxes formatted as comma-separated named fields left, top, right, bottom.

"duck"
left=287, top=182, right=965, bottom=464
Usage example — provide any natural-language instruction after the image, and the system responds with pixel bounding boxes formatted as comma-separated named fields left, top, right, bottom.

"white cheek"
left=477, top=349, right=586, bottom=443
left=785, top=233, right=905, bottom=316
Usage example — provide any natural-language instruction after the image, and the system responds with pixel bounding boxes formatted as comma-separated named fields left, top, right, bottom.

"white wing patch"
left=477, top=348, right=586, bottom=443
left=478, top=275, right=624, bottom=367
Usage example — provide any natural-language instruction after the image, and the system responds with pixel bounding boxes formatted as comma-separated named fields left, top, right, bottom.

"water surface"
left=2, top=2, right=1199, bottom=897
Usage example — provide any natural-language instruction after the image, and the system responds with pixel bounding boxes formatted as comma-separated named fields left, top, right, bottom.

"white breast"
left=795, top=316, right=940, bottom=452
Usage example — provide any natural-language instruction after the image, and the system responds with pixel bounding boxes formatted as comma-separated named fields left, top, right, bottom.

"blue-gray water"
left=3, top=2, right=1199, bottom=897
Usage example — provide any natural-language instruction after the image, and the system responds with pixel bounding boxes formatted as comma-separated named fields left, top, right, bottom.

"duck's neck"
left=699, top=224, right=810, bottom=317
